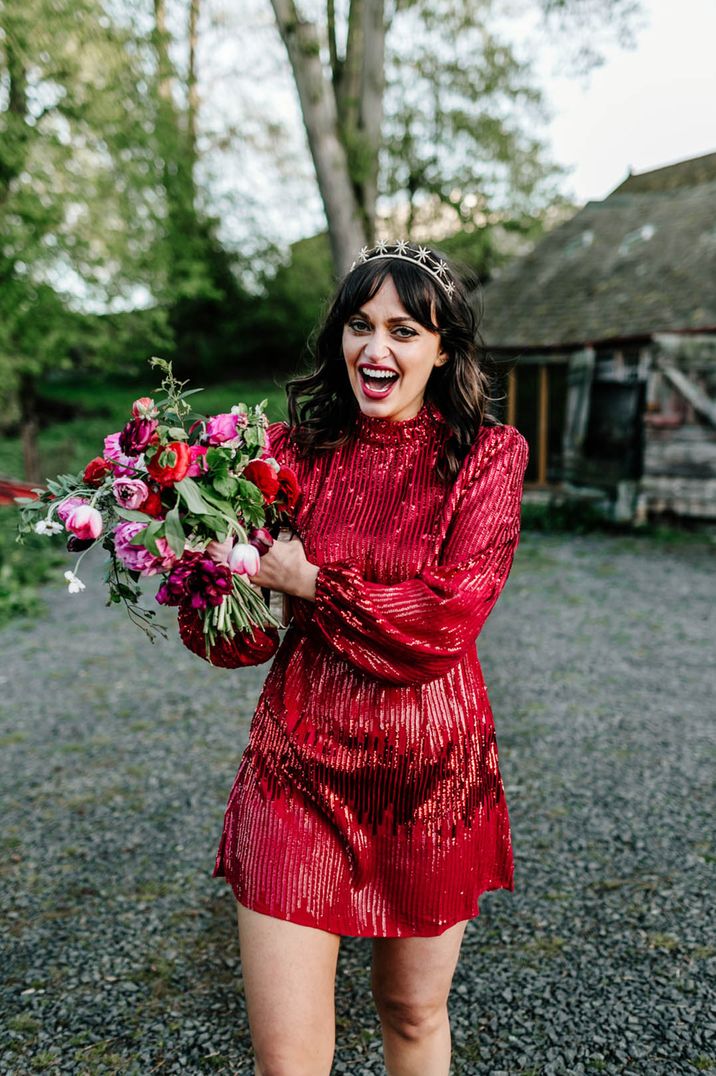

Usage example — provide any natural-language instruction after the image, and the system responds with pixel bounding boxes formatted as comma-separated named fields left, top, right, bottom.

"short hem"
left=215, top=872, right=513, bottom=939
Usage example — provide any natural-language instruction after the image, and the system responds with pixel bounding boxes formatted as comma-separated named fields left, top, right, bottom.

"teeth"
left=361, top=368, right=398, bottom=380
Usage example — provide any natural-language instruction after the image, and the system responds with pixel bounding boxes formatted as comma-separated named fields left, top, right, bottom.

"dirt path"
left=1, top=532, right=714, bottom=1075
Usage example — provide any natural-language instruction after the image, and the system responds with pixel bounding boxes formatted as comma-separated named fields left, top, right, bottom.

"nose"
left=361, top=328, right=392, bottom=361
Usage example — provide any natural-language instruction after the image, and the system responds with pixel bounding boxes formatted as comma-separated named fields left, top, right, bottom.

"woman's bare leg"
left=371, top=919, right=469, bottom=1076
left=237, top=903, right=341, bottom=1076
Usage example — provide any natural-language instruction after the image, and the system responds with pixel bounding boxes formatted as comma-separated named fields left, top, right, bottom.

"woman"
left=180, top=240, right=528, bottom=1075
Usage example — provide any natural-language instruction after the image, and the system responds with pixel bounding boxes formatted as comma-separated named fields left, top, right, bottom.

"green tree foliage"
left=0, top=0, right=168, bottom=476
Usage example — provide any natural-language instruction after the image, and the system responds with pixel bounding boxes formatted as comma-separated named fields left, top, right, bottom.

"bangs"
left=334, top=258, right=442, bottom=333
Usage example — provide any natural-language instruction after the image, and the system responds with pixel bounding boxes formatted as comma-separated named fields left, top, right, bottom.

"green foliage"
left=0, top=510, right=65, bottom=627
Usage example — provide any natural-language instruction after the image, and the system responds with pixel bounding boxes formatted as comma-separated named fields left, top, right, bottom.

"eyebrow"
left=352, top=310, right=416, bottom=324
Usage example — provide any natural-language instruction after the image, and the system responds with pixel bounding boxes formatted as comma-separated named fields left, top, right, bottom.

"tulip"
left=248, top=527, right=274, bottom=556
left=228, top=543, right=261, bottom=576
left=132, top=396, right=158, bottom=419
left=65, top=504, right=103, bottom=541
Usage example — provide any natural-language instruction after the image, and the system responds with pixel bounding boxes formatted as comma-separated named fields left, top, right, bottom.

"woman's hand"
left=250, top=531, right=319, bottom=601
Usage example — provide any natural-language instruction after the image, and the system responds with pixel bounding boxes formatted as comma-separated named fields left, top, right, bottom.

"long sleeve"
left=307, top=425, right=528, bottom=686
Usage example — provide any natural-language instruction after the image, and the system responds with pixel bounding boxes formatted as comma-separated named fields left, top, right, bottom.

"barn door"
left=562, top=348, right=595, bottom=482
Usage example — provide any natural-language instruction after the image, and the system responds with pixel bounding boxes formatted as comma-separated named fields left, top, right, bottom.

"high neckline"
left=354, top=398, right=442, bottom=445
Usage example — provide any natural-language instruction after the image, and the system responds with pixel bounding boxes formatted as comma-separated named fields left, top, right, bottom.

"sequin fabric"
left=211, top=400, right=529, bottom=937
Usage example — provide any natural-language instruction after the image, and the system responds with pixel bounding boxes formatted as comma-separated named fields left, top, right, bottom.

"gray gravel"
left=1, top=531, right=715, bottom=1075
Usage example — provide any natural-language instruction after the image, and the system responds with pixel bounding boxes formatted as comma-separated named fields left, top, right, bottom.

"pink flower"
left=65, top=504, right=103, bottom=541
left=113, top=521, right=178, bottom=575
left=112, top=478, right=149, bottom=510
left=205, top=413, right=241, bottom=446
left=228, top=543, right=261, bottom=576
left=57, top=496, right=87, bottom=524
left=104, top=433, right=143, bottom=477
left=187, top=444, right=209, bottom=477
left=132, top=396, right=158, bottom=419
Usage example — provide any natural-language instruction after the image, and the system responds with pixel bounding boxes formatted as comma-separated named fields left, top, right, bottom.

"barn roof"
left=481, top=160, right=716, bottom=351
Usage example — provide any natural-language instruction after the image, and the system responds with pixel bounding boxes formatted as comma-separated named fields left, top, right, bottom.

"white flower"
left=63, top=570, right=86, bottom=594
left=35, top=518, right=64, bottom=536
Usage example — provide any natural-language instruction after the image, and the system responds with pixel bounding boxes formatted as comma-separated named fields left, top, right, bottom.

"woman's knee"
left=253, top=1038, right=334, bottom=1076
left=373, top=991, right=448, bottom=1043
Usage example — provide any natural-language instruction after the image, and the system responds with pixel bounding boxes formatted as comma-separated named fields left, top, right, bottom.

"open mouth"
left=358, top=366, right=400, bottom=398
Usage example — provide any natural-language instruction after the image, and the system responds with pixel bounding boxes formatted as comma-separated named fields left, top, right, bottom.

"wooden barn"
left=480, top=151, right=716, bottom=521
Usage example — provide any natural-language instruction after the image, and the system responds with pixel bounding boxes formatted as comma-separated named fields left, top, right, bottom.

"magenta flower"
left=205, top=413, right=241, bottom=446
left=65, top=504, right=103, bottom=541
left=155, top=554, right=232, bottom=610
left=112, top=521, right=177, bottom=575
left=119, top=417, right=158, bottom=456
left=229, top=543, right=261, bottom=575
left=104, top=433, right=142, bottom=477
left=112, top=478, right=149, bottom=510
left=187, top=444, right=209, bottom=477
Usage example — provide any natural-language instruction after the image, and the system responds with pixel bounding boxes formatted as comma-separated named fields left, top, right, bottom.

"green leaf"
left=164, top=504, right=186, bottom=557
left=213, top=474, right=239, bottom=499
left=114, top=507, right=155, bottom=522
left=175, top=476, right=213, bottom=515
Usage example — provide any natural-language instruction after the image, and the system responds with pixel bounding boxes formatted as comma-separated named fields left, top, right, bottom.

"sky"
left=519, top=0, right=716, bottom=203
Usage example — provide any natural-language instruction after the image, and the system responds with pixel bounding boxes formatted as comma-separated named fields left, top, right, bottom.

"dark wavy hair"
left=285, top=247, right=499, bottom=484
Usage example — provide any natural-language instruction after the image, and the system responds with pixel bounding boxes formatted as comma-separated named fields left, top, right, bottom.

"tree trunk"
left=187, top=0, right=200, bottom=194
left=270, top=0, right=366, bottom=276
left=357, top=0, right=385, bottom=240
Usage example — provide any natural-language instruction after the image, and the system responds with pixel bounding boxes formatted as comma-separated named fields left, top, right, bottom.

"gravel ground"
left=1, top=531, right=715, bottom=1076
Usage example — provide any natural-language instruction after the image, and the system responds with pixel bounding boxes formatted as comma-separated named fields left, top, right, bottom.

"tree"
left=0, top=0, right=166, bottom=480
left=268, top=0, right=642, bottom=276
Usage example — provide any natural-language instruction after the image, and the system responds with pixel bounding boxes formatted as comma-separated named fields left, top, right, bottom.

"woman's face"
left=341, top=275, right=448, bottom=422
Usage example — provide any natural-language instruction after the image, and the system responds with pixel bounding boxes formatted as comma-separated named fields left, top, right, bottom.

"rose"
left=276, top=467, right=300, bottom=511
left=205, top=413, right=241, bottom=446
left=186, top=444, right=209, bottom=477
left=104, top=433, right=142, bottom=477
left=65, top=504, right=103, bottom=541
left=139, top=489, right=164, bottom=518
left=228, top=543, right=261, bottom=576
left=112, top=478, right=150, bottom=510
left=243, top=459, right=280, bottom=504
left=113, top=521, right=178, bottom=574
left=83, top=457, right=111, bottom=486
left=57, top=496, right=87, bottom=524
left=119, top=417, right=159, bottom=456
left=132, top=396, right=158, bottom=419
left=146, top=441, right=190, bottom=486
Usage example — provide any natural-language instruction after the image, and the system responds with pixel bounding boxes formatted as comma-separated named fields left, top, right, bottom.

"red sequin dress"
left=209, top=400, right=528, bottom=937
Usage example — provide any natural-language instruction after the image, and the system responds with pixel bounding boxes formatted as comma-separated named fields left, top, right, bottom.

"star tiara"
left=348, top=239, right=457, bottom=298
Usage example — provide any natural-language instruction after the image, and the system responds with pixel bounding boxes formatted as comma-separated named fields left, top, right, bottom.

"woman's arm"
left=305, top=426, right=529, bottom=686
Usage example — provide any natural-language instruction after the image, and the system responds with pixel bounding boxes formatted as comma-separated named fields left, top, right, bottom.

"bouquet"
left=15, top=358, right=299, bottom=661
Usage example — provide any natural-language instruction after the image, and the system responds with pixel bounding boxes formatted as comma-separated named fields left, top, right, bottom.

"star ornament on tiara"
left=348, top=240, right=457, bottom=298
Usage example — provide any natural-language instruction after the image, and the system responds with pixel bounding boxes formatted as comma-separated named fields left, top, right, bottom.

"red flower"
left=276, top=466, right=300, bottom=511
left=83, top=457, right=111, bottom=486
left=140, top=488, right=164, bottom=518
left=147, top=441, right=190, bottom=487
left=177, top=603, right=280, bottom=668
left=243, top=459, right=280, bottom=504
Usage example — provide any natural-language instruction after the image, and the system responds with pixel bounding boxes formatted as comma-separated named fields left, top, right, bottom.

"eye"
left=347, top=317, right=370, bottom=332
left=393, top=326, right=417, bottom=338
